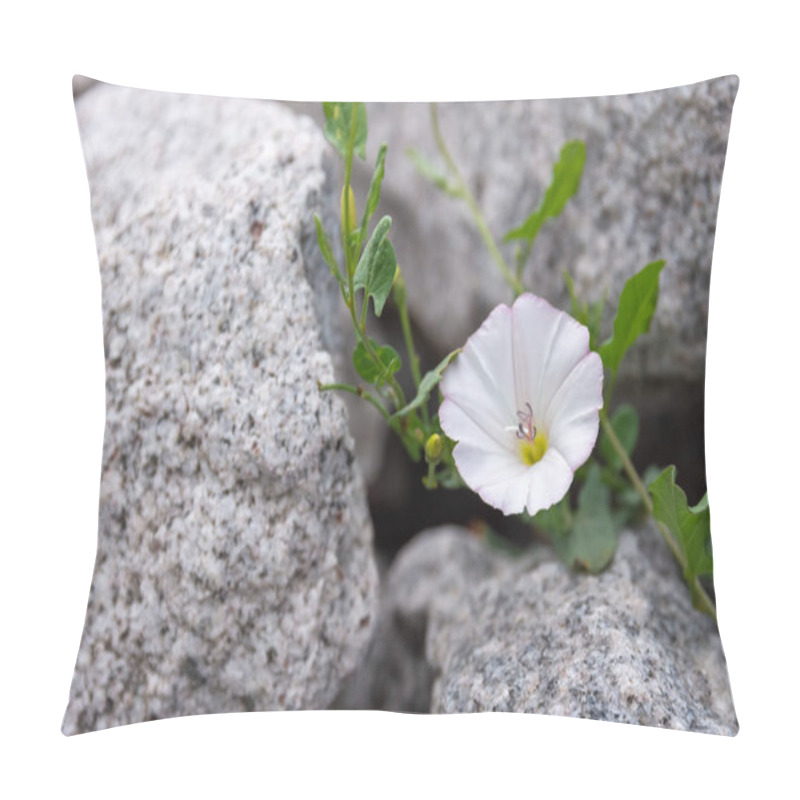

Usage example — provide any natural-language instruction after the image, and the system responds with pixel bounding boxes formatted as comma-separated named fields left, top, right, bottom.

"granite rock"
left=63, top=83, right=379, bottom=734
left=349, top=525, right=737, bottom=734
left=335, top=525, right=514, bottom=711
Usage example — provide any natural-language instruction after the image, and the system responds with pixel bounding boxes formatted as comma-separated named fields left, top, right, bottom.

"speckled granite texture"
left=341, top=526, right=737, bottom=735
left=62, top=83, right=378, bottom=734
left=335, top=525, right=514, bottom=712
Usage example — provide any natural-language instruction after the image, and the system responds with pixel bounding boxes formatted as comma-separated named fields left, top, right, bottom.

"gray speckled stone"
left=353, top=525, right=736, bottom=734
left=335, top=526, right=515, bottom=711
left=62, top=83, right=379, bottom=734
left=340, top=77, right=738, bottom=381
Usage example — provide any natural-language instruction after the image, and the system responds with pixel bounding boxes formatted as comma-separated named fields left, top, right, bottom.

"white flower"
left=439, top=293, right=603, bottom=516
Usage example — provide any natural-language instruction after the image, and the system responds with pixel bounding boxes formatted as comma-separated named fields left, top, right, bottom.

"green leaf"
left=361, top=144, right=387, bottom=235
left=649, top=466, right=713, bottom=609
left=390, top=349, right=461, bottom=420
left=314, top=214, right=344, bottom=289
left=354, top=217, right=391, bottom=282
left=611, top=496, right=642, bottom=529
left=322, top=102, right=367, bottom=161
left=598, top=260, right=665, bottom=377
left=551, top=465, right=617, bottom=573
left=407, top=148, right=461, bottom=196
left=352, top=339, right=401, bottom=387
left=368, top=239, right=397, bottom=317
left=599, top=404, right=639, bottom=471
left=504, top=140, right=586, bottom=242
left=353, top=216, right=396, bottom=317
left=690, top=494, right=710, bottom=515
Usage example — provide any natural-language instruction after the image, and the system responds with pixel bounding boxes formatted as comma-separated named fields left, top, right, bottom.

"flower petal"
left=451, top=439, right=531, bottom=515
left=440, top=303, right=517, bottom=442
left=439, top=292, right=602, bottom=519
left=439, top=395, right=514, bottom=454
left=545, top=351, right=604, bottom=469
left=510, top=294, right=591, bottom=422
left=461, top=444, right=574, bottom=517
left=523, top=448, right=574, bottom=515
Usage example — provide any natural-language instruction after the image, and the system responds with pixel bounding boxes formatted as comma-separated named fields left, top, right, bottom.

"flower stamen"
left=515, top=402, right=536, bottom=441
left=514, top=402, right=547, bottom=465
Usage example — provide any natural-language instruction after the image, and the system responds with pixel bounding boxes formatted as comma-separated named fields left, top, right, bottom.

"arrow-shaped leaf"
left=649, top=466, right=714, bottom=612
left=599, top=260, right=665, bottom=378
left=504, top=140, right=586, bottom=242
left=314, top=213, right=344, bottom=290
left=322, top=102, right=367, bottom=161
left=360, top=144, right=387, bottom=237
left=550, top=464, right=617, bottom=573
left=353, top=216, right=396, bottom=317
left=353, top=338, right=401, bottom=387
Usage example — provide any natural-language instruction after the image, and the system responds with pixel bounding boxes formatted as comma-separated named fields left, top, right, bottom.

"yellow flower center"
left=512, top=402, right=547, bottom=465
left=519, top=430, right=548, bottom=466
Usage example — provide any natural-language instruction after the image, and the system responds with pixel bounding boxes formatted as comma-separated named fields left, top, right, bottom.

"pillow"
left=64, top=76, right=738, bottom=735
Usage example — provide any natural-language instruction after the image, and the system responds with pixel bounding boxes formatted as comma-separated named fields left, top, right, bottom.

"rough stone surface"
left=335, top=525, right=516, bottom=711
left=297, top=77, right=737, bottom=382
left=348, top=525, right=737, bottom=734
left=63, top=83, right=379, bottom=734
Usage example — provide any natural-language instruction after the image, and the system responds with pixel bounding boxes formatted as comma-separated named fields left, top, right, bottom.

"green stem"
left=425, top=459, right=437, bottom=487
left=393, top=271, right=428, bottom=427
left=599, top=410, right=716, bottom=621
left=346, top=305, right=407, bottom=409
left=360, top=289, right=369, bottom=332
left=429, top=103, right=525, bottom=298
left=343, top=110, right=358, bottom=292
left=398, top=298, right=421, bottom=389
left=599, top=466, right=631, bottom=492
left=604, top=371, right=618, bottom=411
left=325, top=107, right=418, bottom=457
left=338, top=109, right=407, bottom=410
left=319, top=382, right=391, bottom=422
left=600, top=410, right=652, bottom=515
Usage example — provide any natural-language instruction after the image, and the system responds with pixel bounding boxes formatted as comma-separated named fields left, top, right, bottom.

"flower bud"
left=425, top=433, right=443, bottom=464
left=392, top=263, right=406, bottom=304
left=340, top=185, right=357, bottom=239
